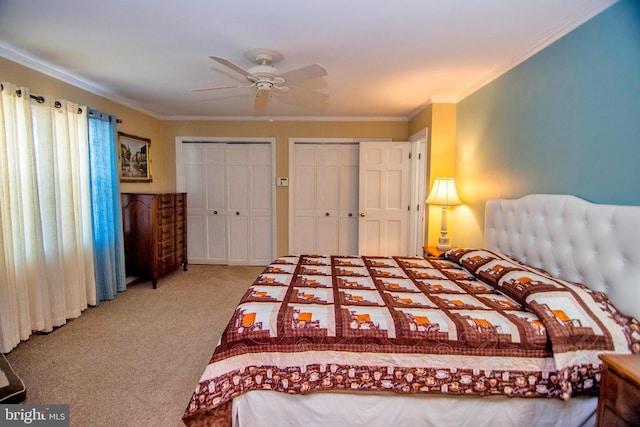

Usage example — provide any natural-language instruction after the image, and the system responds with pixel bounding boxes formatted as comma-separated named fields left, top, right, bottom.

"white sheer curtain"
left=0, top=82, right=96, bottom=353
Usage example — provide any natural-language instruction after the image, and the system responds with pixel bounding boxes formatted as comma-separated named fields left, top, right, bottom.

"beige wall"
left=4, top=56, right=463, bottom=257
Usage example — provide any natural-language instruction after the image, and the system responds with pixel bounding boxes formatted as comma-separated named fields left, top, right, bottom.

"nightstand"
left=423, top=246, right=451, bottom=257
left=597, top=353, right=640, bottom=426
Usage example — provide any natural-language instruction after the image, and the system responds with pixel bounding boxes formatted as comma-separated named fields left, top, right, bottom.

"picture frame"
left=119, top=132, right=152, bottom=182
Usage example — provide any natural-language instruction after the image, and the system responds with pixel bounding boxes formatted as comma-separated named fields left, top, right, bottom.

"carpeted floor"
left=4, top=264, right=265, bottom=427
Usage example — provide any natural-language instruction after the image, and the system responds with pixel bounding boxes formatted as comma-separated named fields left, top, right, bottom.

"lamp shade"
left=425, top=178, right=461, bottom=206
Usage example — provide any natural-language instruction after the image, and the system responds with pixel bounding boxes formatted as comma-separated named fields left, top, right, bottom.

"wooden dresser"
left=597, top=353, right=640, bottom=426
left=121, top=193, right=187, bottom=288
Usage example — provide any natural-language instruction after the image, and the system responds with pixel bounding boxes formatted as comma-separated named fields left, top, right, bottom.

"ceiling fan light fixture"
left=256, top=81, right=272, bottom=92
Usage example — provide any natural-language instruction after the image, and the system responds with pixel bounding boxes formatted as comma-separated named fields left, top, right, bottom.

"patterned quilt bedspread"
left=182, top=249, right=639, bottom=426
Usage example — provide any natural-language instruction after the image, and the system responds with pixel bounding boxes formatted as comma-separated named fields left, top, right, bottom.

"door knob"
left=325, top=212, right=330, bottom=216
left=236, top=211, right=240, bottom=215
left=360, top=212, right=366, bottom=217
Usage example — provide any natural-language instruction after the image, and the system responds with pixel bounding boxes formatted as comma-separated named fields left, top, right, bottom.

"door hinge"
left=419, top=153, right=422, bottom=160
left=408, top=205, right=411, bottom=211
left=409, top=152, right=412, bottom=159
left=416, top=204, right=420, bottom=211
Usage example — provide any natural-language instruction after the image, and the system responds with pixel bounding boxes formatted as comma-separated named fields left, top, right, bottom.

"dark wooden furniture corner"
left=121, top=192, right=187, bottom=288
left=597, top=353, right=640, bottom=426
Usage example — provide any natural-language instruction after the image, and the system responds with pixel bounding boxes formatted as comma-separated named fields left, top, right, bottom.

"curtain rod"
left=1, top=83, right=122, bottom=122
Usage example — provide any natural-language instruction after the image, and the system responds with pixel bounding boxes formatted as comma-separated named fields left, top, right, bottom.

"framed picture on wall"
left=119, top=132, right=152, bottom=182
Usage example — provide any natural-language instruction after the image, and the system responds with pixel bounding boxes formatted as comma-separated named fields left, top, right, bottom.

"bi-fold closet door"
left=292, top=143, right=359, bottom=255
left=291, top=139, right=424, bottom=257
left=181, top=141, right=273, bottom=265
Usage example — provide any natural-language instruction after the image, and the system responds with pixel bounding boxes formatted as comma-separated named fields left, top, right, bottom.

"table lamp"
left=425, top=177, right=461, bottom=250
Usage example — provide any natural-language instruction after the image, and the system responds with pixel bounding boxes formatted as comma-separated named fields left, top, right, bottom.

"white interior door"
left=358, top=141, right=411, bottom=256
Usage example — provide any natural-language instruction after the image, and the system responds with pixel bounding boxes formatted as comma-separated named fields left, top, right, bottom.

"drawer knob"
left=236, top=211, right=240, bottom=215
left=214, top=210, right=218, bottom=215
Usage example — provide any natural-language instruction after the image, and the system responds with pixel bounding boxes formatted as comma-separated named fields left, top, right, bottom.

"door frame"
left=409, top=128, right=429, bottom=256
left=175, top=136, right=277, bottom=263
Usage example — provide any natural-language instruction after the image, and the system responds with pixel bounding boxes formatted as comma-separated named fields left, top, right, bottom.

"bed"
left=182, top=194, right=640, bottom=427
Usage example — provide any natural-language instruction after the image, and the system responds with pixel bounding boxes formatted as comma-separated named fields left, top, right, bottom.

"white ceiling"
left=0, top=0, right=617, bottom=120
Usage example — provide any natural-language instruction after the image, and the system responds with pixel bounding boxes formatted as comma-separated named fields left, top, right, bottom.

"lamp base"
left=437, top=236, right=451, bottom=251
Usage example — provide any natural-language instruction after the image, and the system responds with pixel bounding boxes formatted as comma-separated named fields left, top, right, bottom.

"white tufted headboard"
left=484, top=194, right=640, bottom=321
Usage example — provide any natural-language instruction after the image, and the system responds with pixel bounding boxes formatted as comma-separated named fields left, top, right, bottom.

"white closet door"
left=182, top=141, right=273, bottom=265
left=184, top=143, right=229, bottom=264
left=293, top=145, right=317, bottom=254
left=248, top=145, right=273, bottom=264
left=292, top=143, right=359, bottom=255
left=338, top=145, right=359, bottom=254
left=183, top=143, right=206, bottom=263
left=226, top=146, right=250, bottom=264
left=316, top=146, right=340, bottom=254
left=358, top=141, right=411, bottom=256
left=206, top=145, right=228, bottom=263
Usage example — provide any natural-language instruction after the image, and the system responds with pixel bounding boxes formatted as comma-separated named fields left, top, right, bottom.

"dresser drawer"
left=158, top=223, right=175, bottom=240
left=158, top=240, right=175, bottom=257
left=176, top=249, right=186, bottom=265
left=175, top=193, right=186, bottom=207
left=175, top=220, right=186, bottom=237
left=159, top=253, right=176, bottom=274
left=604, top=370, right=640, bottom=424
left=158, top=209, right=175, bottom=225
left=598, top=354, right=640, bottom=427
left=175, top=230, right=186, bottom=248
left=175, top=207, right=186, bottom=223
left=158, top=194, right=175, bottom=209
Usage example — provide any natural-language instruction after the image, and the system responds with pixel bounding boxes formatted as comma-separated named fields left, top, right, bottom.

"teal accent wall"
left=456, top=0, right=640, bottom=215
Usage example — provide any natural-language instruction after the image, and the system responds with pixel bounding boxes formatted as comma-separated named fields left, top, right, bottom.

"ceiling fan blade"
left=191, top=83, right=254, bottom=92
left=209, top=56, right=258, bottom=82
left=278, top=64, right=327, bottom=84
left=276, top=86, right=328, bottom=111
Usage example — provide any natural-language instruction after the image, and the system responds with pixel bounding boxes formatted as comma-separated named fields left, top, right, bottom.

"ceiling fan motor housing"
left=256, top=81, right=272, bottom=92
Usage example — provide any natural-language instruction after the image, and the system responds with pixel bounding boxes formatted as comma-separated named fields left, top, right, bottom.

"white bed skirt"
left=232, top=391, right=596, bottom=427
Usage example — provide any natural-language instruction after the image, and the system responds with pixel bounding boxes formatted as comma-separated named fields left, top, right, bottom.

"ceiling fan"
left=193, top=48, right=328, bottom=111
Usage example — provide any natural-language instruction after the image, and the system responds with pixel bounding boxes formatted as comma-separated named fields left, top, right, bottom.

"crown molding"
left=160, top=114, right=408, bottom=122
left=0, top=42, right=161, bottom=119
left=408, top=96, right=459, bottom=120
